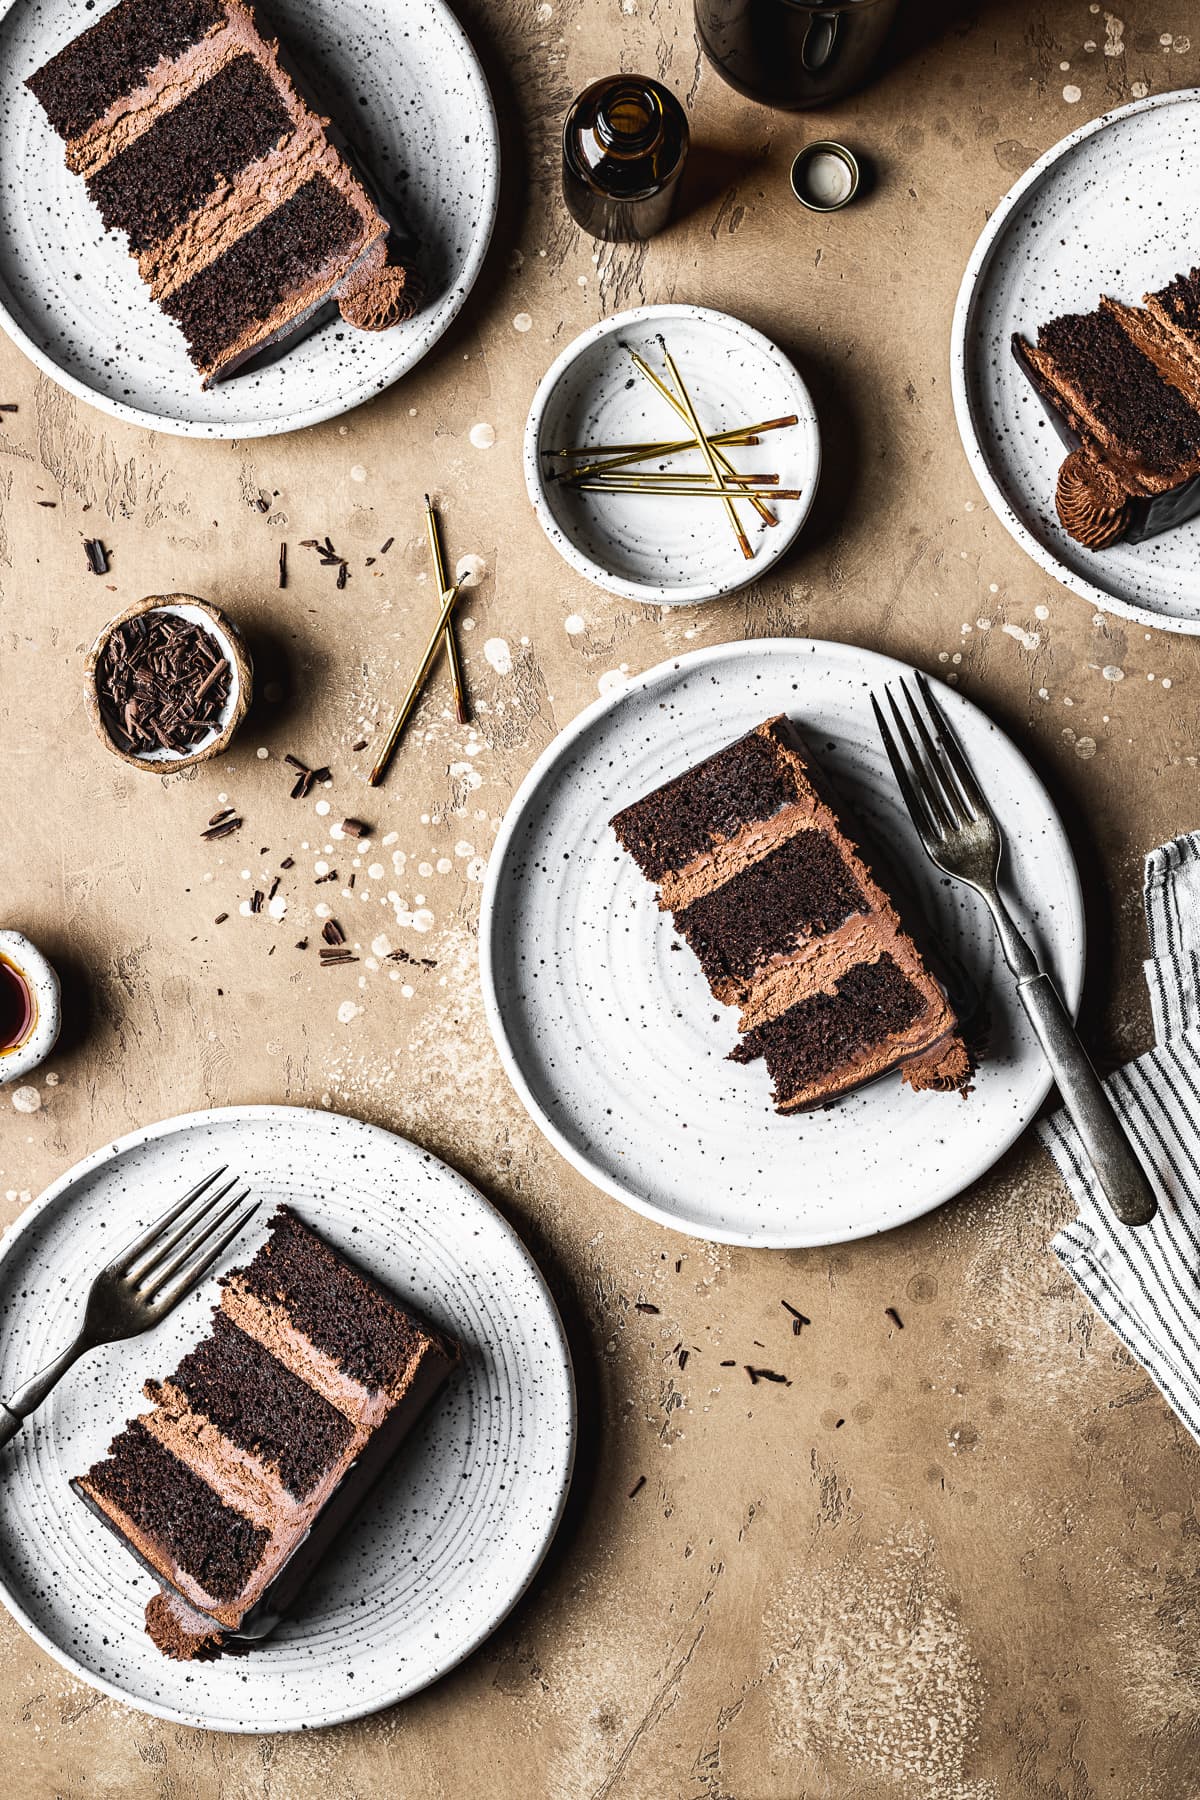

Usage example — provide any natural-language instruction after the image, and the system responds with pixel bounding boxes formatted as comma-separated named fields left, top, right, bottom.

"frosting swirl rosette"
left=1055, top=449, right=1134, bottom=549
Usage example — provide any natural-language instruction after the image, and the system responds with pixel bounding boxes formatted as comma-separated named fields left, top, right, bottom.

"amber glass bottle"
left=562, top=75, right=689, bottom=243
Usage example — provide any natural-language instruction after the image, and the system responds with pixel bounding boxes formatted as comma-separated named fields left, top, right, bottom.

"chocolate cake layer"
left=74, top=1207, right=460, bottom=1659
left=1032, top=307, right=1200, bottom=481
left=149, top=1309, right=354, bottom=1499
left=160, top=174, right=362, bottom=368
left=26, top=0, right=225, bottom=141
left=612, top=727, right=801, bottom=884
left=81, top=1419, right=268, bottom=1600
left=228, top=1205, right=431, bottom=1393
left=612, top=715, right=970, bottom=1111
left=1012, top=276, right=1200, bottom=548
left=27, top=0, right=411, bottom=385
left=1147, top=265, right=1200, bottom=338
left=735, top=953, right=925, bottom=1109
left=672, top=828, right=866, bottom=998
left=86, top=53, right=292, bottom=252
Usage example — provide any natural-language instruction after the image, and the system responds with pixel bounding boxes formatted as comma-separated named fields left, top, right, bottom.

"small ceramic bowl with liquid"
left=0, top=931, right=60, bottom=1085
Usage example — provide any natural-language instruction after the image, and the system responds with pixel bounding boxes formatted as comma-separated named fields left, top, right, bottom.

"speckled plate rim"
left=0, top=0, right=499, bottom=439
left=478, top=637, right=1085, bottom=1249
left=522, top=303, right=821, bottom=606
left=950, top=87, right=1200, bottom=637
left=0, top=1104, right=576, bottom=1732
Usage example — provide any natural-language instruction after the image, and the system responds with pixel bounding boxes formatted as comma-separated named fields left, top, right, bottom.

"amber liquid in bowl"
left=0, top=954, right=35, bottom=1053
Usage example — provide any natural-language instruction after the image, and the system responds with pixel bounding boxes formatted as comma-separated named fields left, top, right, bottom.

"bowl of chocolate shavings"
left=84, top=595, right=253, bottom=770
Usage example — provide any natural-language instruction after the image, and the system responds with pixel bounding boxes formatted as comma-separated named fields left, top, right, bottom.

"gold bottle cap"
left=790, top=141, right=860, bottom=212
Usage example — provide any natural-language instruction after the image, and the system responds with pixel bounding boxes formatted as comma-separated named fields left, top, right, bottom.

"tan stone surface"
left=2, top=0, right=1200, bottom=1793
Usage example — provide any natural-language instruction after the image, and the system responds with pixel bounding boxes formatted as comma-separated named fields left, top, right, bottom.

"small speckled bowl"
left=0, top=930, right=60, bottom=1086
left=84, top=594, right=252, bottom=770
left=524, top=304, right=821, bottom=606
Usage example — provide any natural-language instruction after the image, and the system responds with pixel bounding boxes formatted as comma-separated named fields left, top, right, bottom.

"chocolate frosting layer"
left=1055, top=448, right=1133, bottom=549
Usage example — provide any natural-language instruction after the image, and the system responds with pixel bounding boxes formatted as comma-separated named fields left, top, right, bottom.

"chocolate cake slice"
left=1012, top=280, right=1200, bottom=549
left=74, top=1206, right=458, bottom=1659
left=612, top=717, right=970, bottom=1113
left=27, top=0, right=417, bottom=385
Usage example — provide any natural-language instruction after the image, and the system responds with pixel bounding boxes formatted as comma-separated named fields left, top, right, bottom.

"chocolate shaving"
left=319, top=948, right=358, bottom=965
left=315, top=870, right=337, bottom=884
left=0, top=403, right=17, bottom=413
left=84, top=539, right=109, bottom=574
left=744, top=1366, right=791, bottom=1386
left=295, top=938, right=309, bottom=950
left=250, top=890, right=263, bottom=914
left=322, top=919, right=346, bottom=945
left=781, top=1301, right=811, bottom=1336
left=254, top=496, right=270, bottom=514
left=201, top=814, right=242, bottom=840
left=386, top=948, right=437, bottom=969
left=36, top=499, right=56, bottom=508
left=885, top=1307, right=904, bottom=1330
left=97, top=610, right=229, bottom=756
left=628, top=1476, right=646, bottom=1499
left=278, top=542, right=287, bottom=589
left=379, top=537, right=393, bottom=555
left=336, top=562, right=348, bottom=590
left=280, top=856, right=295, bottom=870
left=340, top=817, right=370, bottom=838
left=635, top=1302, right=660, bottom=1314
left=213, top=913, right=228, bottom=924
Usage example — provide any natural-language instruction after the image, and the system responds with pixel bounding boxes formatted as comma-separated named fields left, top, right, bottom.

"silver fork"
left=0, top=1167, right=259, bottom=1450
left=872, top=670, right=1157, bottom=1229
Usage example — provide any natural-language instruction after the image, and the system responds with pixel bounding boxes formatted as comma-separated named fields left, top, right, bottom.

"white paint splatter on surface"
left=484, top=638, right=513, bottom=675
left=336, top=1000, right=362, bottom=1024
left=512, top=312, right=533, bottom=333
left=598, top=667, right=630, bottom=696
left=11, top=1087, right=40, bottom=1114
left=1102, top=665, right=1125, bottom=682
left=469, top=422, right=496, bottom=450
left=1002, top=623, right=1041, bottom=651
left=1063, top=83, right=1082, bottom=102
left=455, top=552, right=487, bottom=588
left=564, top=614, right=585, bottom=636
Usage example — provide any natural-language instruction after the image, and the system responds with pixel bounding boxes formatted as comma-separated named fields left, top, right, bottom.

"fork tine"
left=886, top=686, right=954, bottom=837
left=137, top=1187, right=253, bottom=1300
left=913, top=671, right=989, bottom=820
left=871, top=694, right=942, bottom=845
left=125, top=1176, right=242, bottom=1286
left=898, top=677, right=969, bottom=828
left=105, top=1166, right=228, bottom=1275
left=145, top=1199, right=260, bottom=1318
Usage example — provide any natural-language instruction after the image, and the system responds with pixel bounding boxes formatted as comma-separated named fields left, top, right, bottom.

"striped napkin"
left=1040, top=833, right=1200, bottom=1439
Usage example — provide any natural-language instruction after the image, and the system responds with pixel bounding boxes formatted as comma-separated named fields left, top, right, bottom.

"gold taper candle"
left=424, top=495, right=467, bottom=725
left=368, top=584, right=463, bottom=787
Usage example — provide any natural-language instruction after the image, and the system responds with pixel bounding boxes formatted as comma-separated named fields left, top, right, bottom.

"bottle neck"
left=591, top=82, right=666, bottom=160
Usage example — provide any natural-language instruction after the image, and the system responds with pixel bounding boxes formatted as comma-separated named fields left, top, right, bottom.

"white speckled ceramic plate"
left=952, top=89, right=1200, bottom=634
left=480, top=639, right=1085, bottom=1248
left=0, top=0, right=498, bottom=436
left=0, top=1106, right=574, bottom=1731
left=523, top=305, right=821, bottom=606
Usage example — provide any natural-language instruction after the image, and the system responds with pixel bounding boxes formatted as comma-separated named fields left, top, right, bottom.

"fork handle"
left=0, top=1336, right=90, bottom=1450
left=1016, top=971, right=1158, bottom=1228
